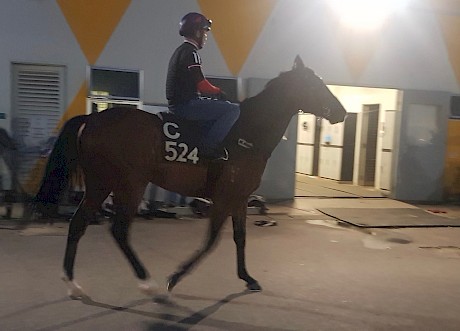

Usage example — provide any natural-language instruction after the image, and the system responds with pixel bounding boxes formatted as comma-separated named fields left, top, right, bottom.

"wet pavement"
left=1, top=191, right=460, bottom=330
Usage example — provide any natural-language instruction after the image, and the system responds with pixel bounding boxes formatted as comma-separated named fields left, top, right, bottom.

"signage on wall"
left=302, top=121, right=309, bottom=131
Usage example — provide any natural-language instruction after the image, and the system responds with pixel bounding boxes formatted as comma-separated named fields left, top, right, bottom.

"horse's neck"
left=233, top=88, right=295, bottom=156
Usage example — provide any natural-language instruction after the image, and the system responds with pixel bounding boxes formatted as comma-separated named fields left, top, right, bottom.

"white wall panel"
left=320, top=119, right=344, bottom=147
left=380, top=152, right=392, bottom=191
left=380, top=110, right=396, bottom=191
left=297, top=114, right=315, bottom=144
left=382, top=111, right=396, bottom=150
left=296, top=145, right=314, bottom=175
left=319, top=147, right=343, bottom=180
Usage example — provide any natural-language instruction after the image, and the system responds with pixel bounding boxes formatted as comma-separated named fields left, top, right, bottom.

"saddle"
left=158, top=112, right=215, bottom=165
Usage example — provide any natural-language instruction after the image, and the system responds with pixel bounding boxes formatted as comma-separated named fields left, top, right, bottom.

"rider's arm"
left=188, top=63, right=221, bottom=95
left=197, top=78, right=221, bottom=95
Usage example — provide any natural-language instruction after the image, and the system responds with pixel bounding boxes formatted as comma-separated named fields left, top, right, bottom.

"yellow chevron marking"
left=198, top=0, right=277, bottom=76
left=55, top=83, right=88, bottom=133
left=432, top=1, right=460, bottom=88
left=444, top=120, right=460, bottom=198
left=57, top=0, right=132, bottom=64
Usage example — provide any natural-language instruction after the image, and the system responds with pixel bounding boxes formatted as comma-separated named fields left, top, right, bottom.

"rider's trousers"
left=170, top=97, right=240, bottom=153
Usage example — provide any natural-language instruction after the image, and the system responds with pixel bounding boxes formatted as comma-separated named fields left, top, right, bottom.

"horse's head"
left=285, top=56, right=347, bottom=124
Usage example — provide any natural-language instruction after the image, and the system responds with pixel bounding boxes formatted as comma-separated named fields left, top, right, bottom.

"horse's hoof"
left=61, top=274, right=87, bottom=300
left=138, top=278, right=159, bottom=296
left=65, top=281, right=87, bottom=300
left=68, top=285, right=87, bottom=300
left=167, top=274, right=179, bottom=292
left=247, top=282, right=262, bottom=292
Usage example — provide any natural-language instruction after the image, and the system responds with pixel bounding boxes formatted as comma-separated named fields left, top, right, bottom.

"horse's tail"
left=34, top=114, right=88, bottom=215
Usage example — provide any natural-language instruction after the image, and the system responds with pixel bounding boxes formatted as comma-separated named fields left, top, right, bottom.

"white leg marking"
left=138, top=278, right=159, bottom=296
left=61, top=274, right=87, bottom=300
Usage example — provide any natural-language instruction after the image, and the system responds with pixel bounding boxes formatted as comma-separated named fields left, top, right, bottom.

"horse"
left=31, top=56, right=347, bottom=299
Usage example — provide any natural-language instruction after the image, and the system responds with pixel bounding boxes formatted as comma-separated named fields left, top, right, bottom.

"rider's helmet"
left=179, top=12, right=212, bottom=37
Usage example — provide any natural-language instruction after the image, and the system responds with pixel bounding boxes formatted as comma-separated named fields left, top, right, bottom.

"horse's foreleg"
left=167, top=207, right=229, bottom=292
left=232, top=201, right=262, bottom=291
left=111, top=206, right=158, bottom=296
left=62, top=203, right=92, bottom=299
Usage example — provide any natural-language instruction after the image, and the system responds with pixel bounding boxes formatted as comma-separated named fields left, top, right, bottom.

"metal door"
left=358, top=104, right=379, bottom=186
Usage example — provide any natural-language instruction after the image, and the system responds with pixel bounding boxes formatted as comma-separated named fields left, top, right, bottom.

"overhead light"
left=327, top=0, right=410, bottom=30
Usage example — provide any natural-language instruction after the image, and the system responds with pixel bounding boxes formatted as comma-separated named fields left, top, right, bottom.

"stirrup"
left=213, top=148, right=228, bottom=161
left=205, top=147, right=229, bottom=161
left=218, top=148, right=229, bottom=161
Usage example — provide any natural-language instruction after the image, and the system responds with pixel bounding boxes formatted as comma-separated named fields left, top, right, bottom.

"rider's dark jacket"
left=166, top=41, right=205, bottom=106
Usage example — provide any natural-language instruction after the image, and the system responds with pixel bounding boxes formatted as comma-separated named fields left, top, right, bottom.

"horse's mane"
left=262, top=71, right=290, bottom=92
left=237, top=71, right=289, bottom=122
left=227, top=70, right=300, bottom=157
left=240, top=71, right=289, bottom=107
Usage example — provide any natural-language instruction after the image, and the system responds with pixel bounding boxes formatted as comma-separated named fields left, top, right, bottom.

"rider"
left=166, top=12, right=240, bottom=160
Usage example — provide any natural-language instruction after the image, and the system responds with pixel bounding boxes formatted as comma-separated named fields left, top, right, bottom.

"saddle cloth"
left=158, top=112, right=212, bottom=165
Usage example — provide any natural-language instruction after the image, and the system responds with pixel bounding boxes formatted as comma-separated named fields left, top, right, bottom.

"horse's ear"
left=293, top=55, right=305, bottom=70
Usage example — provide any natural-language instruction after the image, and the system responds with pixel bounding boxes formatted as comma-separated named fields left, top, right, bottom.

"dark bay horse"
left=32, top=56, right=347, bottom=298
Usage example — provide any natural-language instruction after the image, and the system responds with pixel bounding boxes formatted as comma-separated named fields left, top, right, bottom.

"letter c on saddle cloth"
left=163, top=122, right=180, bottom=140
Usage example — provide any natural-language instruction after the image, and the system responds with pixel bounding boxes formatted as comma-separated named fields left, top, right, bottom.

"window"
left=207, top=76, right=240, bottom=103
left=88, top=66, right=142, bottom=101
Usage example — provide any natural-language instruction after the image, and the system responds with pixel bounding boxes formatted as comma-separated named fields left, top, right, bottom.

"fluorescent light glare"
left=327, top=0, right=410, bottom=30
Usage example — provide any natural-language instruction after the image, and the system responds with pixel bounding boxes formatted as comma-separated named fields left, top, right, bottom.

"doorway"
left=358, top=104, right=380, bottom=186
left=295, top=85, right=400, bottom=197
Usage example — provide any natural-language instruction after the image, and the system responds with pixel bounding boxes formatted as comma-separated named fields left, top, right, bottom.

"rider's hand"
left=216, top=90, right=228, bottom=101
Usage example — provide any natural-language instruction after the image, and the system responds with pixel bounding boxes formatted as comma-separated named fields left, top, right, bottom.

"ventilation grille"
left=12, top=64, right=65, bottom=190
left=17, top=70, right=62, bottom=114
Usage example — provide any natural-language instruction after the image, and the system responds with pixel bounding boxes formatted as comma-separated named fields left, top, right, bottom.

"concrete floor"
left=1, top=194, right=460, bottom=330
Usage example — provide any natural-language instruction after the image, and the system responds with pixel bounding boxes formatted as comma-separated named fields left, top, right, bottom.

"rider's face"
left=202, top=31, right=208, bottom=45
left=195, top=29, right=208, bottom=48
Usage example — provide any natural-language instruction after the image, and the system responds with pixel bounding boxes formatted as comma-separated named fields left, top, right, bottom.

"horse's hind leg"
left=232, top=201, right=261, bottom=291
left=167, top=202, right=230, bottom=292
left=62, top=203, right=93, bottom=299
left=62, top=179, right=110, bottom=299
left=111, top=183, right=158, bottom=296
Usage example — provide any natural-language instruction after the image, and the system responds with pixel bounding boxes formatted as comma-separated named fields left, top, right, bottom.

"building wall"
left=3, top=1, right=460, bottom=118
left=2, top=0, right=460, bottom=200
left=393, top=90, right=451, bottom=202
